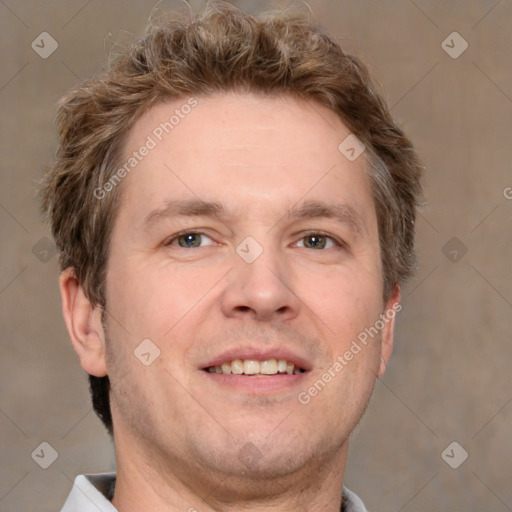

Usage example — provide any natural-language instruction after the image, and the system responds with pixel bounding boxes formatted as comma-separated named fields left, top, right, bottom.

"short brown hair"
left=40, top=1, right=423, bottom=435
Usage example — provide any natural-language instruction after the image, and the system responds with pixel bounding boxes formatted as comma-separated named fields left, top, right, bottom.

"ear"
left=59, top=267, right=108, bottom=377
left=378, top=284, right=401, bottom=377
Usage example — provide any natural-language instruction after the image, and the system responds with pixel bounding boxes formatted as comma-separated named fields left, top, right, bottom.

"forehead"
left=117, top=92, right=375, bottom=228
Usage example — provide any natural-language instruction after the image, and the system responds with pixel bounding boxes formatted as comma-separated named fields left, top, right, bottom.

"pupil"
left=307, top=235, right=325, bottom=249
left=179, top=234, right=200, bottom=248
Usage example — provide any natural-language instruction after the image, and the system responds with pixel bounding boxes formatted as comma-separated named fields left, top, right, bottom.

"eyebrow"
left=285, top=200, right=367, bottom=235
left=143, top=199, right=225, bottom=228
left=143, top=198, right=366, bottom=234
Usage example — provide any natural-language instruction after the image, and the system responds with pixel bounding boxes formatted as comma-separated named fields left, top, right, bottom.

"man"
left=40, top=2, right=423, bottom=511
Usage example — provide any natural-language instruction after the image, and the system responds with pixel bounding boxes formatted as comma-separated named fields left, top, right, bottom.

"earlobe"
left=59, top=267, right=108, bottom=377
left=378, top=284, right=401, bottom=377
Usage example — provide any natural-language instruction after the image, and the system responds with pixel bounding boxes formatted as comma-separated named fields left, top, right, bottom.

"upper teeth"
left=207, top=359, right=303, bottom=375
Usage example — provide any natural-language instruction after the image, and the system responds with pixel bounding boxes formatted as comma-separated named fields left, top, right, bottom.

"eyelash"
left=163, top=230, right=345, bottom=249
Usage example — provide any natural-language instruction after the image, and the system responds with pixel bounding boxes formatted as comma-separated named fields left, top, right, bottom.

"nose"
left=219, top=239, right=302, bottom=322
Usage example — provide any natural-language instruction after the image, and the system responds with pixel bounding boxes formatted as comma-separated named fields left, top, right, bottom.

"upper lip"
left=201, top=346, right=312, bottom=372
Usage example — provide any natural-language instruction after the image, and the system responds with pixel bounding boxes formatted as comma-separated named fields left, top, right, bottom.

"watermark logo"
left=441, top=441, right=468, bottom=469
left=31, top=32, right=58, bottom=59
left=31, top=442, right=58, bottom=469
left=442, top=236, right=467, bottom=263
left=238, top=442, right=263, bottom=469
left=32, top=236, right=56, bottom=263
left=134, top=338, right=161, bottom=366
left=441, top=32, right=468, bottom=59
left=338, top=134, right=365, bottom=162
left=236, top=236, right=263, bottom=264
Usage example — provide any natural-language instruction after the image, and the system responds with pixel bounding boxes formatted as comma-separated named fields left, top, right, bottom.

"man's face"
left=103, top=93, right=396, bottom=484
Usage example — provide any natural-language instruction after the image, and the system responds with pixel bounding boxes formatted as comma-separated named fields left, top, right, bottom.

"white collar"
left=60, top=473, right=368, bottom=512
left=60, top=473, right=117, bottom=512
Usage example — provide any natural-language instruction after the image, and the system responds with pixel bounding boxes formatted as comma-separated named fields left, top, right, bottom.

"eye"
left=295, top=232, right=340, bottom=250
left=164, top=231, right=215, bottom=248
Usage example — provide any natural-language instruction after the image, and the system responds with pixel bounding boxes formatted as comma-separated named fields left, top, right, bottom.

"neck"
left=111, top=430, right=349, bottom=512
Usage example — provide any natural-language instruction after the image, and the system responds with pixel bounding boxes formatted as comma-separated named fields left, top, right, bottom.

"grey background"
left=1, top=0, right=511, bottom=510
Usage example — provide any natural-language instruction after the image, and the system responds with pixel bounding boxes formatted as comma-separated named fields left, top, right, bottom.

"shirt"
left=60, top=473, right=368, bottom=512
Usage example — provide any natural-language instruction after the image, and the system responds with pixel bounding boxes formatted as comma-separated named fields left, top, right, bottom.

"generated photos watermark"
left=297, top=302, right=402, bottom=405
left=93, top=97, right=198, bottom=200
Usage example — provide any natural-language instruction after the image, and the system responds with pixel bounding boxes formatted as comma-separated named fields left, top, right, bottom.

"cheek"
left=296, top=262, right=383, bottom=336
left=105, top=256, right=215, bottom=337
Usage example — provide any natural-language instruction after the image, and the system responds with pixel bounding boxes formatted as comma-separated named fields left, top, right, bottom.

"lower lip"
left=202, top=371, right=307, bottom=393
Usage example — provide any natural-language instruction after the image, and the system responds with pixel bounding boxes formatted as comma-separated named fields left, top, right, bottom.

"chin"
left=195, top=424, right=344, bottom=481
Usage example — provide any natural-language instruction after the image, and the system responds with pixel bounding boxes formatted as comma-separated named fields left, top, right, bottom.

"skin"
left=60, top=92, right=400, bottom=512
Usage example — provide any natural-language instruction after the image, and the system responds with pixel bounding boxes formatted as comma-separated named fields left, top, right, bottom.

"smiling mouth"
left=204, top=359, right=307, bottom=376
